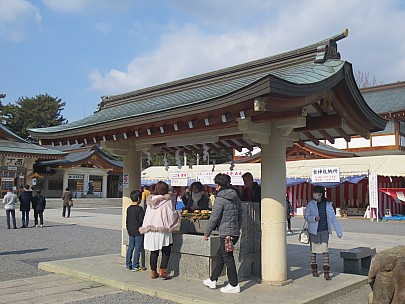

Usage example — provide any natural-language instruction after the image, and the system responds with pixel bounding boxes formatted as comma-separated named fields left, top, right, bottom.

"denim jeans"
left=210, top=235, right=239, bottom=287
left=21, top=210, right=30, bottom=227
left=6, top=209, right=16, bottom=228
left=126, top=235, right=144, bottom=269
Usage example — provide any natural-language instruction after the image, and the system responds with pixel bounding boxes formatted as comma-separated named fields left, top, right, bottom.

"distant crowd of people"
left=2, top=185, right=74, bottom=229
left=3, top=185, right=47, bottom=229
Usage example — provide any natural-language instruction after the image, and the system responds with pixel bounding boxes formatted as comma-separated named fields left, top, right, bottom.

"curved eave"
left=340, top=62, right=387, bottom=131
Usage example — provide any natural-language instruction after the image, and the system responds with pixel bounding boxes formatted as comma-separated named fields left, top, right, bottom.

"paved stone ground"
left=1, top=200, right=403, bottom=303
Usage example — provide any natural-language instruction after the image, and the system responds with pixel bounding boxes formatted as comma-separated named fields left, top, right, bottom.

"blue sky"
left=1, top=0, right=405, bottom=122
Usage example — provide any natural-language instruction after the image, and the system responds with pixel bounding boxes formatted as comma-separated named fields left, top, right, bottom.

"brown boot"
left=323, top=265, right=331, bottom=280
left=311, top=263, right=319, bottom=277
left=159, top=268, right=171, bottom=280
left=151, top=269, right=159, bottom=279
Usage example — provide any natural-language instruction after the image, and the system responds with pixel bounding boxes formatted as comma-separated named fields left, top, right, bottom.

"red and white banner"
left=378, top=188, right=405, bottom=205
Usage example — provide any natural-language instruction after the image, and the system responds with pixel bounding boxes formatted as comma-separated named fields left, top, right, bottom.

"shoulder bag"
left=298, top=221, right=310, bottom=244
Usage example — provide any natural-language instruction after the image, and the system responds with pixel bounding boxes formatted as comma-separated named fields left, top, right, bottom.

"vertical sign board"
left=122, top=173, right=129, bottom=189
left=368, top=174, right=379, bottom=221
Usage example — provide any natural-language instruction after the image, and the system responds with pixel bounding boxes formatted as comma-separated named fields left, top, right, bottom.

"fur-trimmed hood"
left=146, top=194, right=174, bottom=209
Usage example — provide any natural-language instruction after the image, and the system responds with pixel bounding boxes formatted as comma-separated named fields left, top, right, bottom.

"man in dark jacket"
left=19, top=185, right=33, bottom=228
left=32, top=189, right=46, bottom=228
left=241, top=172, right=261, bottom=202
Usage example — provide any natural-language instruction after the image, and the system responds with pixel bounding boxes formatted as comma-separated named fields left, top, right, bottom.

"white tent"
left=142, top=155, right=405, bottom=183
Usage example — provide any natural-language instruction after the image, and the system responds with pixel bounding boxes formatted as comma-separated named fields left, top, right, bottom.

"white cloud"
left=94, top=22, right=112, bottom=34
left=0, top=0, right=41, bottom=42
left=89, top=0, right=405, bottom=96
left=42, top=0, right=135, bottom=13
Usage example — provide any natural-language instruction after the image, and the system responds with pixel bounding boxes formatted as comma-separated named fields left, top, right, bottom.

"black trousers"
left=34, top=210, right=44, bottom=225
left=150, top=245, right=171, bottom=271
left=210, top=235, right=239, bottom=287
left=62, top=206, right=71, bottom=217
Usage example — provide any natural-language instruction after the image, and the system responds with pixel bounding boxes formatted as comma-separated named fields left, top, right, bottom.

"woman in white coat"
left=304, top=186, right=342, bottom=280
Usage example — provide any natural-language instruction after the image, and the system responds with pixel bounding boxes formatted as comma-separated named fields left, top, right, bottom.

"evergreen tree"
left=0, top=94, right=67, bottom=140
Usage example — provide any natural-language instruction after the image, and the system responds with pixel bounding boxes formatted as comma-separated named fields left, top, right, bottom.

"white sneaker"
left=203, top=278, right=217, bottom=289
left=220, top=283, right=240, bottom=293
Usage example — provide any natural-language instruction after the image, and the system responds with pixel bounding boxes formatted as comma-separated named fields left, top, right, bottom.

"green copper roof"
left=0, top=124, right=67, bottom=157
left=362, top=84, right=405, bottom=113
left=0, top=139, right=67, bottom=156
left=30, top=59, right=345, bottom=134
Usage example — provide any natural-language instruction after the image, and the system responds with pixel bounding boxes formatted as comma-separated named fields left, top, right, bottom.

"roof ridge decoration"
left=314, top=29, right=348, bottom=63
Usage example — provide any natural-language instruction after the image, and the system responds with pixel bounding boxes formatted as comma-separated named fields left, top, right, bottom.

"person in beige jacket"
left=62, top=188, right=73, bottom=218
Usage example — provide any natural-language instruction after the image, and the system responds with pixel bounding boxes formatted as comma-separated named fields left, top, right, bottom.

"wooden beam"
left=251, top=109, right=305, bottom=123
left=223, top=139, right=242, bottom=152
left=336, top=127, right=351, bottom=142
left=254, top=93, right=324, bottom=111
left=303, top=132, right=319, bottom=145
left=206, top=143, right=222, bottom=153
left=319, top=130, right=335, bottom=144
left=234, top=138, right=254, bottom=151
left=216, top=141, right=233, bottom=151
left=187, top=145, right=203, bottom=154
left=311, top=102, right=326, bottom=116
left=294, top=114, right=342, bottom=132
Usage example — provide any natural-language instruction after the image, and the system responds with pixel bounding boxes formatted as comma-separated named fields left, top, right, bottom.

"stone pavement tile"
left=0, top=277, right=31, bottom=289
left=80, top=285, right=122, bottom=296
left=11, top=300, right=31, bottom=304
left=25, top=273, right=70, bottom=283
left=29, top=290, right=95, bottom=304
left=35, top=282, right=104, bottom=296
left=0, top=281, right=57, bottom=296
left=0, top=290, right=38, bottom=304
left=52, top=277, right=88, bottom=286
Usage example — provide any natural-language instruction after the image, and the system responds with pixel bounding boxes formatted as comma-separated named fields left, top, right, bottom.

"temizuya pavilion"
left=29, top=30, right=386, bottom=285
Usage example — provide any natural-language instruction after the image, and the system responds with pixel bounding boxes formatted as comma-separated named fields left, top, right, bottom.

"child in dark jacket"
left=126, top=190, right=146, bottom=271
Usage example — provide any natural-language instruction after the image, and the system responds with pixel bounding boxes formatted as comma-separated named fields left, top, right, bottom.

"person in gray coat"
left=203, top=173, right=243, bottom=294
left=3, top=188, right=18, bottom=229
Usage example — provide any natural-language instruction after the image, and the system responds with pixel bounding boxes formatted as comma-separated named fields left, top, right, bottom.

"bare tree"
left=354, top=71, right=382, bottom=88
